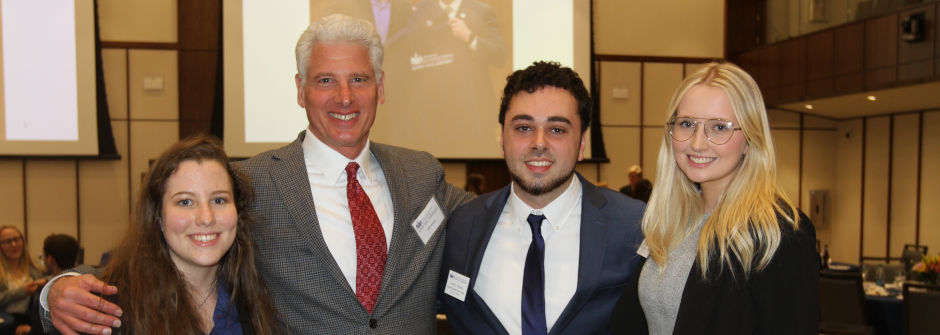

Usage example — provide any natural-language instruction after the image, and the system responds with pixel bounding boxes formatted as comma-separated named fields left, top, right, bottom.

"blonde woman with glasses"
left=609, top=62, right=819, bottom=334
left=0, top=225, right=46, bottom=331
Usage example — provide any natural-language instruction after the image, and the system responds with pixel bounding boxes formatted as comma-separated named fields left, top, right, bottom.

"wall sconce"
left=901, top=12, right=926, bottom=43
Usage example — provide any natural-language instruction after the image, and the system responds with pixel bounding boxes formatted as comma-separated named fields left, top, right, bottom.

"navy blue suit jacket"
left=440, top=173, right=645, bottom=335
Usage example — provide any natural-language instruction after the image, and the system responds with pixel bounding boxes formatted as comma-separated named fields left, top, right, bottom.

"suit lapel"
left=268, top=133, right=354, bottom=297
left=467, top=186, right=512, bottom=335
left=550, top=174, right=610, bottom=334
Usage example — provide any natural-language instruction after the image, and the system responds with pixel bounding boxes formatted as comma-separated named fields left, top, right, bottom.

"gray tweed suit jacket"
left=234, top=131, right=473, bottom=334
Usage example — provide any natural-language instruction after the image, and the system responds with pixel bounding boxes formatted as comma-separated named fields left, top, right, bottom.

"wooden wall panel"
left=78, top=121, right=130, bottom=265
left=865, top=14, right=899, bottom=88
left=179, top=50, right=218, bottom=138
left=641, top=128, right=662, bottom=184
left=599, top=127, right=641, bottom=192
left=834, top=23, right=865, bottom=94
left=889, top=114, right=919, bottom=258
left=598, top=62, right=641, bottom=126
left=759, top=44, right=782, bottom=101
left=773, top=129, right=801, bottom=202
left=641, top=63, right=684, bottom=126
left=920, top=111, right=940, bottom=255
left=101, top=49, right=128, bottom=120
left=24, top=161, right=79, bottom=259
left=128, top=50, right=179, bottom=120
left=779, top=38, right=806, bottom=101
left=806, top=31, right=834, bottom=97
left=832, top=120, right=863, bottom=263
left=0, top=161, right=24, bottom=227
left=735, top=49, right=761, bottom=82
left=178, top=0, right=221, bottom=137
left=863, top=117, right=890, bottom=259
left=178, top=0, right=220, bottom=50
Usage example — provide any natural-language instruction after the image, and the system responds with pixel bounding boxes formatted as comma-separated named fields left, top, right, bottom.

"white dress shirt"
left=301, top=128, right=395, bottom=292
left=474, top=176, right=582, bottom=335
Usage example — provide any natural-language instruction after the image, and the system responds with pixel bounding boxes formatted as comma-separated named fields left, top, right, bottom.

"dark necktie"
left=345, top=162, right=387, bottom=314
left=522, top=213, right=548, bottom=335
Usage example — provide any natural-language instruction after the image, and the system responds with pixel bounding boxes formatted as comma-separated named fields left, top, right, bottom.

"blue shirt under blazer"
left=441, top=173, right=646, bottom=335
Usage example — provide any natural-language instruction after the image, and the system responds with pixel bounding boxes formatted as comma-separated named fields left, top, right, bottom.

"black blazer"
left=441, top=174, right=646, bottom=335
left=610, top=211, right=820, bottom=335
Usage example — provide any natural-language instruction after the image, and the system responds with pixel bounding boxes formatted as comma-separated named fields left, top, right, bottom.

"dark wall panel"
left=865, top=14, right=899, bottom=88
left=759, top=44, right=782, bottom=101
left=177, top=0, right=221, bottom=138
left=806, top=31, right=834, bottom=80
left=779, top=38, right=806, bottom=101
left=834, top=23, right=865, bottom=95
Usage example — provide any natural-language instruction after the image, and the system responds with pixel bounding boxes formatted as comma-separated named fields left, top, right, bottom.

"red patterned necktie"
left=345, top=162, right=387, bottom=314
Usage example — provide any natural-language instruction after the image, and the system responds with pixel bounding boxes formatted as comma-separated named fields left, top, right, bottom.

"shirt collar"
left=507, top=175, right=582, bottom=231
left=301, top=128, right=376, bottom=185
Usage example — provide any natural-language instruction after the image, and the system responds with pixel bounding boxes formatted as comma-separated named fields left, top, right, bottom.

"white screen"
left=0, top=0, right=97, bottom=155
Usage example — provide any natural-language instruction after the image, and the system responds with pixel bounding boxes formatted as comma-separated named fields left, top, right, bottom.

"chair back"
left=902, top=244, right=927, bottom=276
left=819, top=270, right=872, bottom=334
left=903, top=283, right=940, bottom=335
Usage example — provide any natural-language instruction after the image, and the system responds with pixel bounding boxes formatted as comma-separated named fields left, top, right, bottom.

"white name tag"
left=637, top=239, right=650, bottom=258
left=412, top=197, right=444, bottom=245
left=444, top=270, right=470, bottom=302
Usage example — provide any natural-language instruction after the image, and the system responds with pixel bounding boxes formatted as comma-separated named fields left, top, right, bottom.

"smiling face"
left=295, top=41, right=384, bottom=159
left=0, top=228, right=23, bottom=262
left=161, top=160, right=237, bottom=278
left=672, top=84, right=749, bottom=196
left=501, top=86, right=585, bottom=208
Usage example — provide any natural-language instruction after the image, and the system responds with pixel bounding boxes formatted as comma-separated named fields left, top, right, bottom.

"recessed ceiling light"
left=867, top=95, right=877, bottom=101
left=804, top=104, right=814, bottom=110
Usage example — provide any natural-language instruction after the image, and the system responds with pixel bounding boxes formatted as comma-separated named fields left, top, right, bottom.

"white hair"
left=295, top=14, right=384, bottom=83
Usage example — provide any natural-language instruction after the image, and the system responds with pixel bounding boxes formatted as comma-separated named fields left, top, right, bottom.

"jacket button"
left=369, top=318, right=377, bottom=329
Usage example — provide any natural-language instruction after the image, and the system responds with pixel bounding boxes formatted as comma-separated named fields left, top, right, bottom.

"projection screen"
left=224, top=0, right=591, bottom=159
left=0, top=0, right=97, bottom=156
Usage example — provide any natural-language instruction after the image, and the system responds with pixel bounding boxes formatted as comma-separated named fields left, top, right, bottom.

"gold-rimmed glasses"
left=667, top=116, right=742, bottom=145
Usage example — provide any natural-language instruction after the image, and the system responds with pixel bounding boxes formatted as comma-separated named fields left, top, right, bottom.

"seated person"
left=26, top=234, right=80, bottom=335
left=0, top=226, right=46, bottom=333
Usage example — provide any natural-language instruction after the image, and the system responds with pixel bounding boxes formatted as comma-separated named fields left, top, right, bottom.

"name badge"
left=637, top=239, right=650, bottom=258
left=412, top=197, right=444, bottom=245
left=444, top=270, right=470, bottom=302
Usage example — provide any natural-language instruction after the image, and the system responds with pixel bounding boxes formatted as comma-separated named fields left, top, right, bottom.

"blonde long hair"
left=0, top=226, right=42, bottom=283
left=643, top=62, right=799, bottom=278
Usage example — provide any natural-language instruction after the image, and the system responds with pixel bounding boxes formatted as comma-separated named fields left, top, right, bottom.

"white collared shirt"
left=474, top=176, right=582, bottom=335
left=301, top=128, right=395, bottom=291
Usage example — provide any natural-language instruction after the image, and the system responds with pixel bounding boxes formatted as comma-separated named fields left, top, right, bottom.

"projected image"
left=225, top=0, right=586, bottom=159
left=327, top=0, right=509, bottom=158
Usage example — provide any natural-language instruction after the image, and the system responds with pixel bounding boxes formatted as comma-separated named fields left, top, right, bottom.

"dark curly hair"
left=498, top=61, right=592, bottom=132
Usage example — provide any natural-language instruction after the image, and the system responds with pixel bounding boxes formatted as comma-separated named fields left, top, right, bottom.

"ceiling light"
left=867, top=95, right=877, bottom=101
left=804, top=104, right=814, bottom=110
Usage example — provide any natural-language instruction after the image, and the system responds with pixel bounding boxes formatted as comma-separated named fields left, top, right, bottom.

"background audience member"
left=0, top=226, right=46, bottom=332
left=41, top=235, right=80, bottom=276
left=26, top=234, right=80, bottom=335
left=619, top=164, right=652, bottom=203
left=610, top=62, right=819, bottom=334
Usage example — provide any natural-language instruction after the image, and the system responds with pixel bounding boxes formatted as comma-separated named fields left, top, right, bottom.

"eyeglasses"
left=667, top=116, right=742, bottom=145
left=0, top=236, right=22, bottom=246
